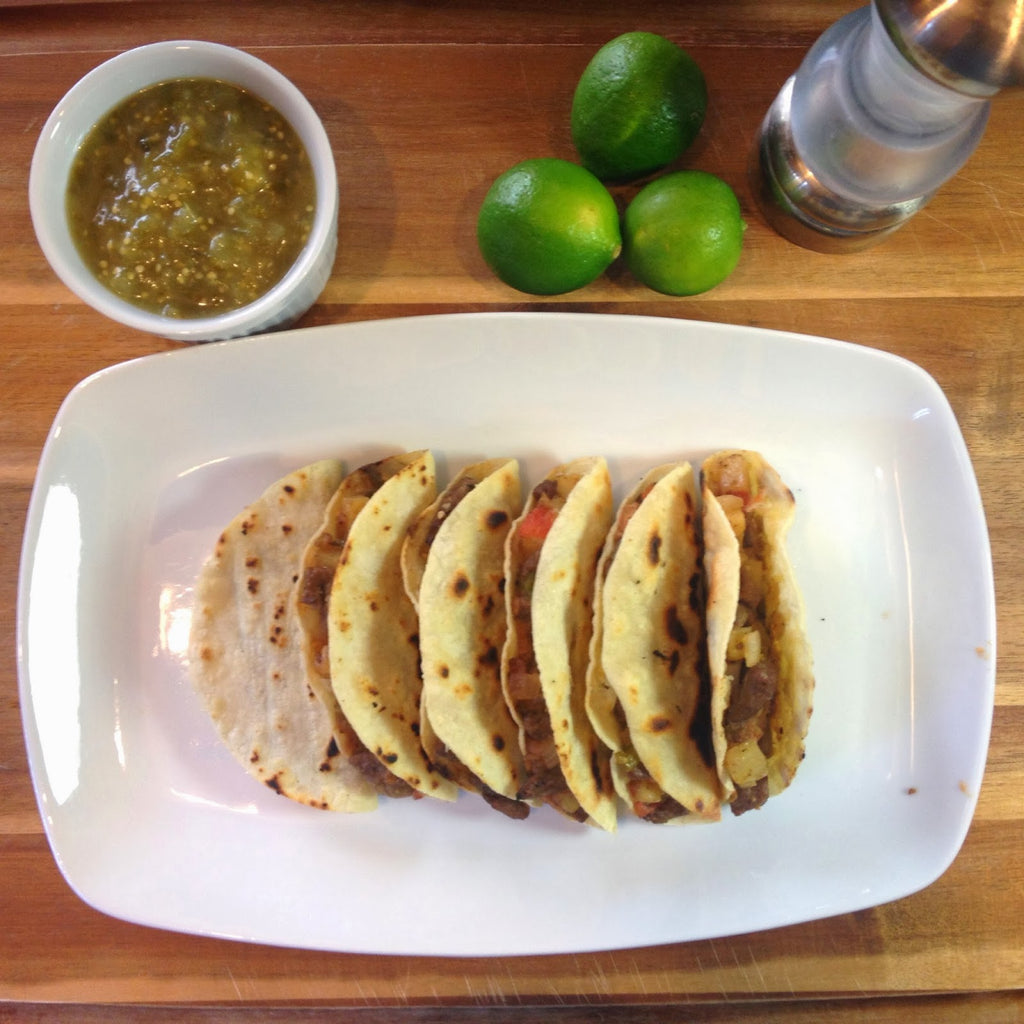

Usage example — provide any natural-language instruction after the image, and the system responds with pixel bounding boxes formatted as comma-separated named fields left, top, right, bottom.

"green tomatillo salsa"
left=66, top=77, right=316, bottom=318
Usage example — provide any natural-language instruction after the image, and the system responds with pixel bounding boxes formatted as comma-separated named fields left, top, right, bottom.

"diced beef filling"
left=425, top=734, right=530, bottom=820
left=297, top=562, right=335, bottom=611
left=349, top=748, right=417, bottom=800
left=725, top=659, right=778, bottom=745
left=730, top=776, right=769, bottom=815
left=423, top=476, right=476, bottom=548
left=481, top=786, right=531, bottom=821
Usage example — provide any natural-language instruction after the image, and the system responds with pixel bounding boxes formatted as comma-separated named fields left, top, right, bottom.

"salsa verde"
left=66, top=77, right=316, bottom=318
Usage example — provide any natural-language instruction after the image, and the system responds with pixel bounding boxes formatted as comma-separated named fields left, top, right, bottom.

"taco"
left=402, top=458, right=530, bottom=819
left=326, top=449, right=458, bottom=802
left=296, top=451, right=438, bottom=803
left=502, top=457, right=617, bottom=830
left=188, top=460, right=377, bottom=812
left=702, top=450, right=815, bottom=815
left=587, top=463, right=721, bottom=824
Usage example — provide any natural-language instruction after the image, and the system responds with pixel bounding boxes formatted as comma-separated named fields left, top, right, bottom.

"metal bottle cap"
left=875, top=0, right=1024, bottom=95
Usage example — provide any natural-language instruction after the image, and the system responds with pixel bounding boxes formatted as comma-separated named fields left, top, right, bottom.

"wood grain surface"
left=1, top=1, right=1022, bottom=1019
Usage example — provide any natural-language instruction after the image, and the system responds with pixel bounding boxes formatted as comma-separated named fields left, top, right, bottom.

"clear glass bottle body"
left=755, top=4, right=992, bottom=251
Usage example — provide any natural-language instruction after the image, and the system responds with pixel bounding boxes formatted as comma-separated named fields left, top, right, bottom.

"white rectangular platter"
left=17, top=312, right=996, bottom=956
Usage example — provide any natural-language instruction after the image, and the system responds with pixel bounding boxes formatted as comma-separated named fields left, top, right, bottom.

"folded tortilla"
left=702, top=450, right=814, bottom=815
left=296, top=451, right=433, bottom=802
left=403, top=458, right=529, bottom=819
left=587, top=463, right=721, bottom=823
left=502, top=457, right=617, bottom=830
left=327, top=449, right=458, bottom=802
left=188, top=460, right=376, bottom=812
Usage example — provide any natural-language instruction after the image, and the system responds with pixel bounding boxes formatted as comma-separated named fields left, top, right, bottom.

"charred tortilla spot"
left=249, top=750, right=260, bottom=764
left=245, top=556, right=259, bottom=568
left=452, top=572, right=470, bottom=597
left=647, top=530, right=662, bottom=566
left=326, top=736, right=340, bottom=759
left=690, top=662, right=716, bottom=768
left=247, top=577, right=259, bottom=594
left=478, top=644, right=499, bottom=667
left=265, top=775, right=283, bottom=793
left=283, top=485, right=296, bottom=494
left=492, top=734, right=506, bottom=752
left=688, top=570, right=703, bottom=615
left=199, top=646, right=214, bottom=662
left=486, top=509, right=509, bottom=530
left=380, top=751, right=398, bottom=765
left=649, top=716, right=672, bottom=733
left=281, top=523, right=293, bottom=534
left=590, top=745, right=605, bottom=793
left=439, top=665, right=450, bottom=678
left=665, top=604, right=689, bottom=646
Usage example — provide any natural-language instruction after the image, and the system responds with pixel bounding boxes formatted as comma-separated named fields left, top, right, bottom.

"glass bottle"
left=754, top=0, right=1024, bottom=252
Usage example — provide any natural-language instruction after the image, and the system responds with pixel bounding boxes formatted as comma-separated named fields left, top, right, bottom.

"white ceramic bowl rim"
left=29, top=40, right=338, bottom=342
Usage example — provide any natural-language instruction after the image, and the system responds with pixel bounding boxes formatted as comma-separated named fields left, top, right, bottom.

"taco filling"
left=703, top=449, right=813, bottom=817
left=715, top=484, right=778, bottom=814
left=505, top=476, right=584, bottom=815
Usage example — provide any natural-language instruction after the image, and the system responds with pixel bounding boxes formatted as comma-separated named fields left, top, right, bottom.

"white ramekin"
left=29, top=40, right=338, bottom=343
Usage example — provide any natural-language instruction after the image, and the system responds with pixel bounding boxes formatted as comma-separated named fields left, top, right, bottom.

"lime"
left=571, top=31, right=707, bottom=183
left=477, top=158, right=621, bottom=295
left=623, top=170, right=745, bottom=296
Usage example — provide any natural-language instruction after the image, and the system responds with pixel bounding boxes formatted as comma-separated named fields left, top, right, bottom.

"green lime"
left=623, top=170, right=745, bottom=296
left=477, top=158, right=621, bottom=295
left=571, top=31, right=707, bottom=183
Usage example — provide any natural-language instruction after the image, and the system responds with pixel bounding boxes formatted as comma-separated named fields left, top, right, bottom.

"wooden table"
left=2, top=1, right=1022, bottom=1020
